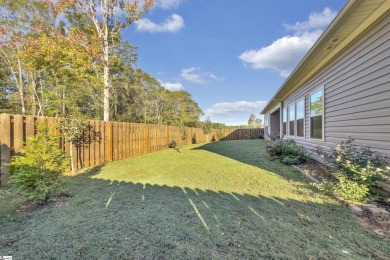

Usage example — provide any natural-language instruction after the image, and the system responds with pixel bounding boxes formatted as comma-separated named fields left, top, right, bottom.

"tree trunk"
left=37, top=75, right=44, bottom=116
left=103, top=29, right=110, bottom=121
left=69, top=140, right=75, bottom=174
left=144, top=107, right=147, bottom=124
left=30, top=72, right=36, bottom=115
left=62, top=90, right=66, bottom=115
left=17, top=59, right=26, bottom=114
left=18, top=86, right=25, bottom=114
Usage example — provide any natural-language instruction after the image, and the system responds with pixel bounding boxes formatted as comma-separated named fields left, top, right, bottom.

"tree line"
left=0, top=0, right=207, bottom=128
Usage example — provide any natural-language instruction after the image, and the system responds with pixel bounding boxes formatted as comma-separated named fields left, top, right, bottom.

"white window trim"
left=308, top=86, right=325, bottom=141
left=288, top=103, right=296, bottom=137
left=295, top=98, right=305, bottom=139
left=282, top=106, right=288, bottom=138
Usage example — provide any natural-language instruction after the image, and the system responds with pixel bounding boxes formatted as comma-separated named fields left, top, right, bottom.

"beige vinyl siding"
left=283, top=13, right=390, bottom=160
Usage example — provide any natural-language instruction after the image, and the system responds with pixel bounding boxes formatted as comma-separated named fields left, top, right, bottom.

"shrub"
left=316, top=137, right=388, bottom=203
left=9, top=124, right=68, bottom=203
left=266, top=139, right=308, bottom=165
left=217, top=131, right=225, bottom=141
left=169, top=140, right=177, bottom=148
left=248, top=134, right=264, bottom=140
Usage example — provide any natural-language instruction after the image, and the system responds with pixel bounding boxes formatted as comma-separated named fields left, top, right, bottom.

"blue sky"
left=123, top=0, right=346, bottom=126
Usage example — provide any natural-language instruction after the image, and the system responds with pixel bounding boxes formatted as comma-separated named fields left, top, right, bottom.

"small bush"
left=217, top=132, right=225, bottom=141
left=315, top=137, right=388, bottom=203
left=266, top=139, right=308, bottom=165
left=248, top=134, right=264, bottom=139
left=9, top=125, right=68, bottom=203
left=169, top=140, right=177, bottom=148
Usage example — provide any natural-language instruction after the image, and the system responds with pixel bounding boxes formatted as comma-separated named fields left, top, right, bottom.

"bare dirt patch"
left=23, top=195, right=71, bottom=214
left=296, top=160, right=331, bottom=181
left=358, top=211, right=390, bottom=237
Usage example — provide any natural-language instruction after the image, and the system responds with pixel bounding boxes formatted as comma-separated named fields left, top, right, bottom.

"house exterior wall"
left=282, top=13, right=390, bottom=161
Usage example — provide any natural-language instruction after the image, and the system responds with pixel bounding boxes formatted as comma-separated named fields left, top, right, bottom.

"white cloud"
left=181, top=67, right=221, bottom=84
left=284, top=7, right=337, bottom=32
left=239, top=31, right=322, bottom=77
left=160, top=81, right=184, bottom=91
left=205, top=101, right=267, bottom=126
left=239, top=8, right=337, bottom=77
left=135, top=14, right=184, bottom=33
left=154, top=0, right=183, bottom=9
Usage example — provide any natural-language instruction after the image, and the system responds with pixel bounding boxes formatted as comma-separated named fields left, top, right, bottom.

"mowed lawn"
left=1, top=140, right=390, bottom=259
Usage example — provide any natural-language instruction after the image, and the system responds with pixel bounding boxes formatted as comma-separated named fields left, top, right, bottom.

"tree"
left=0, top=0, right=48, bottom=114
left=163, top=90, right=204, bottom=127
left=248, top=113, right=263, bottom=128
left=248, top=113, right=256, bottom=127
left=20, top=26, right=102, bottom=117
left=0, top=0, right=205, bottom=127
left=0, top=0, right=57, bottom=115
left=202, top=117, right=213, bottom=142
left=60, top=116, right=88, bottom=174
left=254, top=118, right=262, bottom=127
left=46, top=0, right=154, bottom=121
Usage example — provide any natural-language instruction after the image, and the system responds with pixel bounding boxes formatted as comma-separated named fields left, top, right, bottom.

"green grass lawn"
left=1, top=140, right=389, bottom=259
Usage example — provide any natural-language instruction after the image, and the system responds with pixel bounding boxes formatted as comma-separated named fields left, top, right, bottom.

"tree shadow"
left=2, top=175, right=389, bottom=259
left=75, top=123, right=103, bottom=169
left=192, top=140, right=305, bottom=182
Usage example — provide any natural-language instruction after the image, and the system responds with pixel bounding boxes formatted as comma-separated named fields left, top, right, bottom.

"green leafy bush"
left=266, top=139, right=308, bottom=165
left=9, top=125, right=69, bottom=203
left=217, top=131, right=225, bottom=141
left=169, top=140, right=177, bottom=148
left=247, top=134, right=264, bottom=140
left=316, top=137, right=388, bottom=203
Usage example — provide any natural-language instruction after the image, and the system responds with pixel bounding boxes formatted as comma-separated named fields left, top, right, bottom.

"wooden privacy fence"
left=0, top=113, right=264, bottom=186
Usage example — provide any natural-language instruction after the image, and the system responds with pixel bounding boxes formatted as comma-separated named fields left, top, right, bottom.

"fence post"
left=0, top=114, right=11, bottom=186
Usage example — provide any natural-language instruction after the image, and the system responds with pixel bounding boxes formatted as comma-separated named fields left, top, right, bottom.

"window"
left=289, top=104, right=295, bottom=136
left=296, top=99, right=304, bottom=137
left=282, top=108, right=287, bottom=135
left=310, top=90, right=323, bottom=139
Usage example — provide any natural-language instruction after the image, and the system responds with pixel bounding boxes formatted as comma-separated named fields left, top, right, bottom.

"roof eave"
left=260, top=0, right=372, bottom=114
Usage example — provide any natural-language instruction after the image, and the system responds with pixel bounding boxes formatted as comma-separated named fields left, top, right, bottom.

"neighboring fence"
left=0, top=113, right=264, bottom=186
left=222, top=128, right=264, bottom=141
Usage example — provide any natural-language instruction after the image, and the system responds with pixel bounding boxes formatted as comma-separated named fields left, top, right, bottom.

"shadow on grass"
left=192, top=140, right=305, bottom=182
left=1, top=173, right=390, bottom=259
